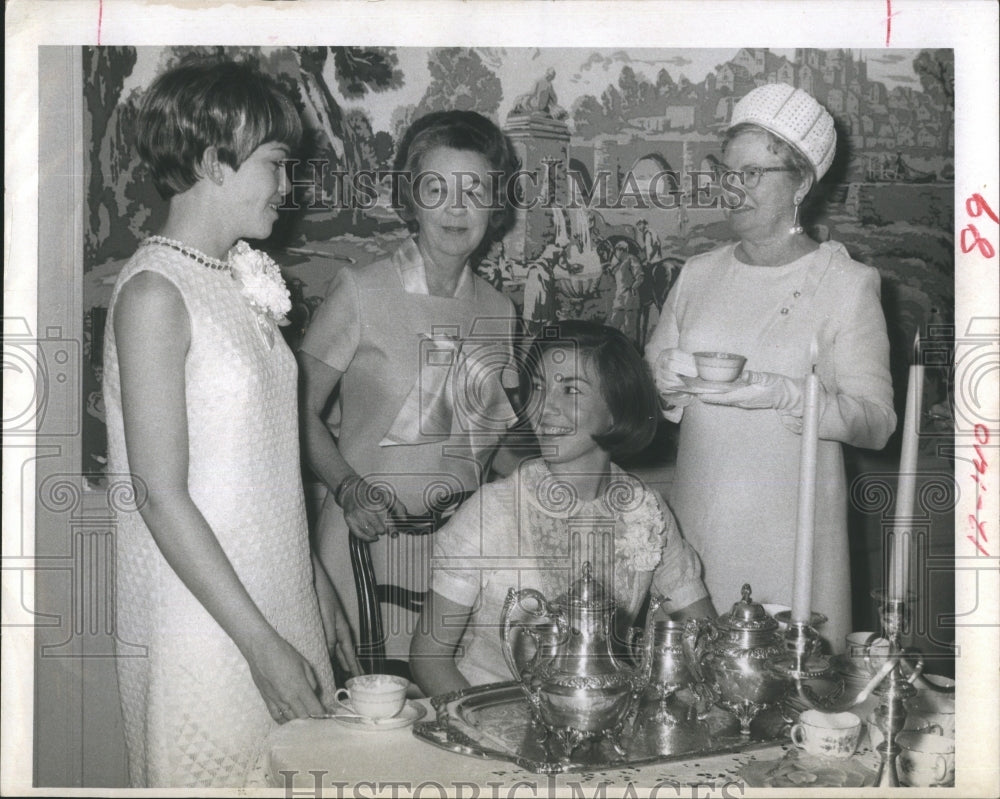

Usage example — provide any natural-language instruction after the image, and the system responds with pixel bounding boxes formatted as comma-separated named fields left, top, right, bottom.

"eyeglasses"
left=713, top=164, right=796, bottom=188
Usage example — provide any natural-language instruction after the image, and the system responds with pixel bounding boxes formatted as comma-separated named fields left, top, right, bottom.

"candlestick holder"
left=866, top=589, right=927, bottom=788
left=768, top=611, right=847, bottom=711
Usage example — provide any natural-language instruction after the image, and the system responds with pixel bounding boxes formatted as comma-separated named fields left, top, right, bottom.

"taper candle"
left=791, top=338, right=821, bottom=623
left=890, top=332, right=923, bottom=600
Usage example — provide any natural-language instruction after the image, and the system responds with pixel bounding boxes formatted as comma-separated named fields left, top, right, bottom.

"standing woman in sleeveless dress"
left=102, top=60, right=358, bottom=788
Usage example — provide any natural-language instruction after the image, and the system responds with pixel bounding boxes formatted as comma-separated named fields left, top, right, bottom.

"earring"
left=790, top=202, right=804, bottom=235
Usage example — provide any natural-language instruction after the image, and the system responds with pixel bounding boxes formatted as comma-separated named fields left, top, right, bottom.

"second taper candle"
left=791, top=338, right=821, bottom=623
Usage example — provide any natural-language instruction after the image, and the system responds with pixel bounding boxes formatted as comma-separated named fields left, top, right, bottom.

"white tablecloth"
left=246, top=699, right=881, bottom=796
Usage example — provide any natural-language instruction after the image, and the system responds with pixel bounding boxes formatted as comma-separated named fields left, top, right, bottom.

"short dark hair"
left=526, top=320, right=659, bottom=459
left=722, top=122, right=815, bottom=184
left=136, top=60, right=302, bottom=199
left=392, top=110, right=520, bottom=247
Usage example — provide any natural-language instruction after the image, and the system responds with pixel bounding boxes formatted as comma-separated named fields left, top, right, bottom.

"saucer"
left=739, top=749, right=875, bottom=788
left=329, top=700, right=427, bottom=731
left=680, top=374, right=749, bottom=394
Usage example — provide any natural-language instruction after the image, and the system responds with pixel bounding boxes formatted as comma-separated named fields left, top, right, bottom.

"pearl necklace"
left=142, top=235, right=232, bottom=273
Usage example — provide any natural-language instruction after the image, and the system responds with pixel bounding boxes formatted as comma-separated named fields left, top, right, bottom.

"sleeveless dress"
left=103, top=244, right=336, bottom=787
left=645, top=241, right=895, bottom=653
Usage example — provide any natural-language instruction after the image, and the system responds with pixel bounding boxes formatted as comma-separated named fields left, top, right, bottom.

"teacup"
left=334, top=674, right=408, bottom=720
left=896, top=731, right=955, bottom=787
left=918, top=673, right=956, bottom=693
left=905, top=689, right=955, bottom=737
left=866, top=711, right=942, bottom=750
left=790, top=709, right=862, bottom=759
left=692, top=352, right=746, bottom=383
left=761, top=604, right=791, bottom=632
left=845, top=631, right=890, bottom=672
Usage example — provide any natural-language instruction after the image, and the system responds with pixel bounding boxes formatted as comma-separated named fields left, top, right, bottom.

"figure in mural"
left=522, top=243, right=560, bottom=335
left=410, top=321, right=716, bottom=694
left=636, top=218, right=661, bottom=264
left=636, top=218, right=664, bottom=349
left=646, top=83, right=897, bottom=653
left=298, top=110, right=521, bottom=677
left=607, top=239, right=645, bottom=344
left=102, top=61, right=358, bottom=788
left=511, top=67, right=568, bottom=120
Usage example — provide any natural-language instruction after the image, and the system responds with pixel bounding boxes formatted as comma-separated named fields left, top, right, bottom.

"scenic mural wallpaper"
left=81, top=45, right=956, bottom=485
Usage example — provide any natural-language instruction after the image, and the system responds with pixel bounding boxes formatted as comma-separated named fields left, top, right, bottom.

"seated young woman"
left=410, top=320, right=717, bottom=696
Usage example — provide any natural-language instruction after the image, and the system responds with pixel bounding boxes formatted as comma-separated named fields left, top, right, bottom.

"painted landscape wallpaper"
left=81, top=45, right=956, bottom=484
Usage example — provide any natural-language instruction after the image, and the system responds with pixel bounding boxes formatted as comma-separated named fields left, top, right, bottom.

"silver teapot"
left=683, top=583, right=788, bottom=735
left=500, top=562, right=639, bottom=757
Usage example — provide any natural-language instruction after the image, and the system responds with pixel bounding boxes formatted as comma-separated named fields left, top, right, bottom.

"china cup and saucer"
left=680, top=373, right=750, bottom=394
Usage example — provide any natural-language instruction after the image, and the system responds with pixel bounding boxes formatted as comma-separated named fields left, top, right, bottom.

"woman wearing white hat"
left=645, top=83, right=896, bottom=652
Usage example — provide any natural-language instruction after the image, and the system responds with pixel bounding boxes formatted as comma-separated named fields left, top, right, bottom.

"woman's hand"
left=652, top=348, right=698, bottom=419
left=312, top=554, right=363, bottom=677
left=245, top=632, right=326, bottom=723
left=338, top=475, right=410, bottom=542
left=699, top=370, right=803, bottom=412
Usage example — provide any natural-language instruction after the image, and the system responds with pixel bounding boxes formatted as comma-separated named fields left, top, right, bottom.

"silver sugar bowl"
left=683, top=583, right=789, bottom=735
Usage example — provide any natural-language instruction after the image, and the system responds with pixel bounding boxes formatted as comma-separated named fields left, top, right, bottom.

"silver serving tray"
left=413, top=682, right=790, bottom=774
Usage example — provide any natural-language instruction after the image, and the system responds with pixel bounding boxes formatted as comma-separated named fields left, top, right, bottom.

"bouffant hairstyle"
left=135, top=60, right=302, bottom=199
left=392, top=110, right=520, bottom=248
left=526, top=320, right=659, bottom=459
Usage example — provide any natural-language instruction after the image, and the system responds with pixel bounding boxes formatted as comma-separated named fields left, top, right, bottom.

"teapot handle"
left=500, top=588, right=551, bottom=681
left=682, top=618, right=721, bottom=719
left=631, top=593, right=668, bottom=680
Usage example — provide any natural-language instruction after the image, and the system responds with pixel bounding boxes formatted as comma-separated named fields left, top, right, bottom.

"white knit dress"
left=645, top=241, right=896, bottom=653
left=103, top=244, right=336, bottom=787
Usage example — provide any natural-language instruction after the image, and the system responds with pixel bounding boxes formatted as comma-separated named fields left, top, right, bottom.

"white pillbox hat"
left=728, top=83, right=837, bottom=181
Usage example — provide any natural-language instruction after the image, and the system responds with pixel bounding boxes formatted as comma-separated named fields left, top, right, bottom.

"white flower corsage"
left=617, top=495, right=665, bottom=572
left=228, top=240, right=292, bottom=326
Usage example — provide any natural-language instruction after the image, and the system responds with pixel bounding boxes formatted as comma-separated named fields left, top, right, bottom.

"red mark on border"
left=967, top=424, right=991, bottom=557
left=885, top=0, right=892, bottom=46
left=961, top=193, right=999, bottom=258
left=97, top=0, right=104, bottom=45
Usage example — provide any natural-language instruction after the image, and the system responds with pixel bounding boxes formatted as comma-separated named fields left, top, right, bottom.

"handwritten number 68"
left=961, top=194, right=999, bottom=258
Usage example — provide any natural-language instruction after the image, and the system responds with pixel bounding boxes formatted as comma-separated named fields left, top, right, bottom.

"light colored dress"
left=103, top=244, right=336, bottom=787
left=300, top=237, right=517, bottom=661
left=645, top=240, right=896, bottom=652
left=429, top=459, right=709, bottom=685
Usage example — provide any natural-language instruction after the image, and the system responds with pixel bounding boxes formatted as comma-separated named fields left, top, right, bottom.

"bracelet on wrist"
left=333, top=474, right=360, bottom=507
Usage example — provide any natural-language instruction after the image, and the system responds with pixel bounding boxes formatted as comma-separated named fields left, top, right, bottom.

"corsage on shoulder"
left=229, top=240, right=292, bottom=326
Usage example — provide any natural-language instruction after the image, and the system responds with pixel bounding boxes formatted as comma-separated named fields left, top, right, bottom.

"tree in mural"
left=83, top=46, right=138, bottom=269
left=295, top=46, right=403, bottom=220
left=571, top=65, right=667, bottom=137
left=415, top=48, right=503, bottom=119
left=912, top=49, right=954, bottom=157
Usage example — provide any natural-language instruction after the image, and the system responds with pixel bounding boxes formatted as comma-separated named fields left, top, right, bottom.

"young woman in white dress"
left=103, top=60, right=358, bottom=787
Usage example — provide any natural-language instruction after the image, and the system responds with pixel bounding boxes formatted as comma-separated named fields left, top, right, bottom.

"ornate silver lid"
left=559, top=561, right=614, bottom=610
left=717, top=584, right=779, bottom=634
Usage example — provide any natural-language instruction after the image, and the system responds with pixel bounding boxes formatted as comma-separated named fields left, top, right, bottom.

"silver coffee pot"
left=500, top=561, right=640, bottom=757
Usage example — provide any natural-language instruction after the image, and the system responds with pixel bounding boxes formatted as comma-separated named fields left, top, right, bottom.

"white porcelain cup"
left=905, top=689, right=956, bottom=738
left=845, top=631, right=890, bottom=672
left=918, top=673, right=956, bottom=692
left=896, top=731, right=955, bottom=787
left=790, top=709, right=862, bottom=759
left=866, top=711, right=942, bottom=750
left=334, top=674, right=408, bottom=719
left=761, top=604, right=791, bottom=632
